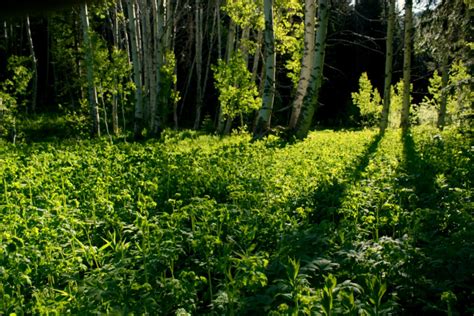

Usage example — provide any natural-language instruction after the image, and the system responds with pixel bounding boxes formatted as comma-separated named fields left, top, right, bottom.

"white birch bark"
left=289, top=0, right=316, bottom=129
left=193, top=0, right=204, bottom=129
left=26, top=15, right=38, bottom=114
left=127, top=0, right=144, bottom=137
left=295, top=0, right=330, bottom=139
left=253, top=0, right=276, bottom=138
left=81, top=3, right=100, bottom=137
left=400, top=0, right=413, bottom=131
left=380, top=0, right=395, bottom=133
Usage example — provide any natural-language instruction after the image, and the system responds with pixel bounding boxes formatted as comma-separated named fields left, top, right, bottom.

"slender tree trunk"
left=141, top=0, right=157, bottom=135
left=81, top=3, right=100, bottom=137
left=127, top=0, right=144, bottom=138
left=400, top=0, right=413, bottom=131
left=253, top=0, right=276, bottom=138
left=194, top=0, right=204, bottom=129
left=216, top=0, right=222, bottom=60
left=164, top=0, right=173, bottom=50
left=2, top=21, right=7, bottom=46
left=26, top=15, right=38, bottom=114
left=437, top=55, right=449, bottom=130
left=240, top=27, right=250, bottom=65
left=202, top=0, right=218, bottom=104
left=119, top=0, right=131, bottom=131
left=153, top=0, right=165, bottom=133
left=171, top=0, right=179, bottom=129
left=295, top=0, right=330, bottom=139
left=251, top=30, right=263, bottom=83
left=119, top=1, right=131, bottom=57
left=110, top=6, right=120, bottom=135
left=380, top=0, right=395, bottom=133
left=288, top=0, right=316, bottom=129
left=217, top=16, right=236, bottom=134
left=138, top=0, right=151, bottom=128
left=225, top=20, right=236, bottom=62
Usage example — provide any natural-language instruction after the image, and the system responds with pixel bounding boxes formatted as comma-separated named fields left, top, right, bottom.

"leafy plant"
left=212, top=51, right=261, bottom=126
left=352, top=72, right=382, bottom=127
left=0, top=127, right=471, bottom=314
left=0, top=55, right=33, bottom=140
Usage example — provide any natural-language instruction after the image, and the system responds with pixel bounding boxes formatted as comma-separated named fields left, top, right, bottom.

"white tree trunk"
left=380, top=0, right=395, bottom=133
left=295, top=0, right=330, bottom=139
left=437, top=55, right=449, bottom=130
left=400, top=0, right=413, bottom=131
left=26, top=15, right=38, bottom=114
left=253, top=0, right=276, bottom=138
left=127, top=0, right=144, bottom=138
left=289, top=0, right=316, bottom=129
left=81, top=3, right=100, bottom=137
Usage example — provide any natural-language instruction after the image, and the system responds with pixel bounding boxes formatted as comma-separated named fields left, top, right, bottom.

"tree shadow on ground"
left=400, top=129, right=437, bottom=208
left=246, top=132, right=385, bottom=312
left=398, top=128, right=473, bottom=315
left=277, top=132, right=383, bottom=261
left=309, top=132, right=384, bottom=223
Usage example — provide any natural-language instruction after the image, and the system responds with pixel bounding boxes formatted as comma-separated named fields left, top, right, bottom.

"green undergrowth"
left=0, top=127, right=472, bottom=315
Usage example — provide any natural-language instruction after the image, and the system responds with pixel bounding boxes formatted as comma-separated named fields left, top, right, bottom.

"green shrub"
left=352, top=72, right=382, bottom=127
left=212, top=51, right=261, bottom=127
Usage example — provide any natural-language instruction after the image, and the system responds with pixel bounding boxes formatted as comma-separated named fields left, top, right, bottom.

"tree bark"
left=240, top=27, right=250, bottom=65
left=217, top=15, right=236, bottom=134
left=437, top=55, right=449, bottom=130
left=127, top=0, right=144, bottom=138
left=294, top=0, right=330, bottom=139
left=216, top=0, right=222, bottom=60
left=253, top=0, right=276, bottom=138
left=81, top=3, right=100, bottom=137
left=26, top=15, right=38, bottom=114
left=251, top=30, right=263, bottom=84
left=153, top=0, right=165, bottom=133
left=202, top=0, right=218, bottom=108
left=137, top=0, right=150, bottom=128
left=193, top=0, right=204, bottom=129
left=288, top=0, right=316, bottom=129
left=400, top=0, right=413, bottom=131
left=380, top=0, right=395, bottom=133
left=110, top=6, right=120, bottom=135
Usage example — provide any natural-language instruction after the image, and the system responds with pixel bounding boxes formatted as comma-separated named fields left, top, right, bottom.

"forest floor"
left=0, top=126, right=472, bottom=315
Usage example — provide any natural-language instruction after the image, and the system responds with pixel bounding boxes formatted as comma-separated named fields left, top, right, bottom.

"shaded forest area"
left=0, top=0, right=471, bottom=141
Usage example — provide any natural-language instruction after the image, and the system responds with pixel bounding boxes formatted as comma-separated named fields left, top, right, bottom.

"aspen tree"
left=253, top=0, right=275, bottom=138
left=127, top=0, right=144, bottom=138
left=400, top=0, right=413, bottom=131
left=295, top=0, right=330, bottom=139
left=110, top=6, right=120, bottom=135
left=380, top=0, right=395, bottom=133
left=251, top=30, right=263, bottom=84
left=81, top=3, right=100, bottom=137
left=26, top=15, right=38, bottom=114
left=217, top=7, right=237, bottom=134
left=437, top=55, right=450, bottom=130
left=289, top=0, right=316, bottom=130
left=194, top=0, right=204, bottom=129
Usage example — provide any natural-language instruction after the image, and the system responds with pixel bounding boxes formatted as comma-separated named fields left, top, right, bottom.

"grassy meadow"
left=0, top=127, right=472, bottom=315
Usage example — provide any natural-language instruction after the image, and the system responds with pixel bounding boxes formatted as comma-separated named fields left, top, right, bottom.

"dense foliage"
left=1, top=127, right=472, bottom=314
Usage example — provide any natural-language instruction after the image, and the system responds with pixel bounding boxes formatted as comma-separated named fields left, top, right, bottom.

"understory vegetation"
left=1, top=126, right=472, bottom=315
